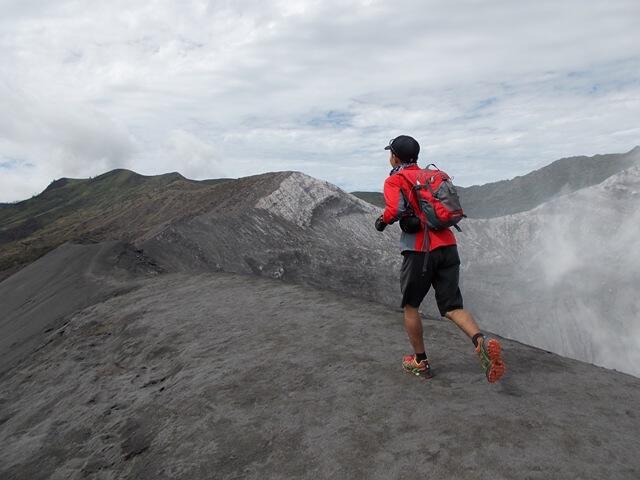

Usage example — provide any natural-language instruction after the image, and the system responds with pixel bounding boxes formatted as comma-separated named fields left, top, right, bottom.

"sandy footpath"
left=1, top=271, right=639, bottom=479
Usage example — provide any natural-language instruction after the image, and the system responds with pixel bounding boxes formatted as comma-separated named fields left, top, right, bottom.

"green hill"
left=0, top=169, right=232, bottom=279
left=349, top=191, right=385, bottom=208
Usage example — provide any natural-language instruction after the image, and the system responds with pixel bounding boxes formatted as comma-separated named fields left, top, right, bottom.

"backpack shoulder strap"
left=394, top=169, right=423, bottom=213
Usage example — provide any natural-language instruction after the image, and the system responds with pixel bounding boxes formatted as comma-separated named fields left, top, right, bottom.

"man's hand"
left=375, top=215, right=387, bottom=232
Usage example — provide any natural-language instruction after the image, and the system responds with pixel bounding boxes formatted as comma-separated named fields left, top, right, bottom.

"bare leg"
left=445, top=308, right=481, bottom=340
left=404, top=305, right=425, bottom=354
left=446, top=308, right=505, bottom=382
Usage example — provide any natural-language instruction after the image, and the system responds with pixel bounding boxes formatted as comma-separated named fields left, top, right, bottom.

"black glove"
left=375, top=215, right=387, bottom=232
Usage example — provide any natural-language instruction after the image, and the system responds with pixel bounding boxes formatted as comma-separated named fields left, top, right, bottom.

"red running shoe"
left=402, top=354, right=433, bottom=379
left=476, top=338, right=505, bottom=383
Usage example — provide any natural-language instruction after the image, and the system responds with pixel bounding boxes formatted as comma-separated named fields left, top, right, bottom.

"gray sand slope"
left=0, top=241, right=162, bottom=375
left=1, top=255, right=639, bottom=479
left=138, top=171, right=401, bottom=306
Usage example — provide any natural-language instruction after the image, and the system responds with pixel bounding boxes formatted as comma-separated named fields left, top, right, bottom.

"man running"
left=375, top=135, right=505, bottom=383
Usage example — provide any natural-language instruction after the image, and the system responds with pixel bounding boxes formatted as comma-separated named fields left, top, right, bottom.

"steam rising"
left=459, top=160, right=640, bottom=376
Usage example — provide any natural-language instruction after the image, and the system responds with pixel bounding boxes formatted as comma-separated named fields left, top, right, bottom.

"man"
left=375, top=135, right=505, bottom=383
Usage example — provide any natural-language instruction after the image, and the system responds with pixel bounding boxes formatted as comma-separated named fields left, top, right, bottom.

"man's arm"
left=382, top=175, right=407, bottom=224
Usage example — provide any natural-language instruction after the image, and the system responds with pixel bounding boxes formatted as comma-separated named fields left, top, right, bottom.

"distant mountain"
left=459, top=146, right=640, bottom=217
left=0, top=168, right=402, bottom=372
left=0, top=169, right=232, bottom=278
left=349, top=191, right=385, bottom=208
left=352, top=146, right=640, bottom=217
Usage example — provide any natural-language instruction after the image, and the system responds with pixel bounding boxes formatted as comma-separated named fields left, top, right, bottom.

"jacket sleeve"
left=382, top=174, right=408, bottom=224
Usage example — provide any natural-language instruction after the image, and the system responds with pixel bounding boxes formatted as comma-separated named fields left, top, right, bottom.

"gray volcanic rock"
left=0, top=240, right=162, bottom=375
left=1, top=270, right=639, bottom=479
left=139, top=171, right=402, bottom=306
left=458, top=165, right=640, bottom=376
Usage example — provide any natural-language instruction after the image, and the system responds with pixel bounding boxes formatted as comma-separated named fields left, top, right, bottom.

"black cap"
left=384, top=135, right=420, bottom=163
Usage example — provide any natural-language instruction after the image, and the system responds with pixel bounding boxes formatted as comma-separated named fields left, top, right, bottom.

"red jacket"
left=382, top=164, right=457, bottom=252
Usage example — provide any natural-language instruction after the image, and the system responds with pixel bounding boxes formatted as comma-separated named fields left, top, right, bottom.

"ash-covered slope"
left=138, top=171, right=402, bottom=306
left=1, top=266, right=639, bottom=480
left=352, top=146, right=640, bottom=217
left=4, top=162, right=639, bottom=378
left=458, top=165, right=640, bottom=376
left=0, top=240, right=162, bottom=375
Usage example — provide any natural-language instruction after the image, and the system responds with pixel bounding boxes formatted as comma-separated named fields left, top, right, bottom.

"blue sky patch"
left=308, top=110, right=354, bottom=128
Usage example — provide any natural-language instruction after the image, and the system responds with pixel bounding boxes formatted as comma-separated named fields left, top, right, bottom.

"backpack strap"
left=413, top=182, right=436, bottom=197
left=395, top=170, right=421, bottom=216
left=421, top=245, right=430, bottom=274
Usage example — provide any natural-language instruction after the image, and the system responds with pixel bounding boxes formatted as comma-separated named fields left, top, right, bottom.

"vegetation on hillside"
left=0, top=169, right=232, bottom=277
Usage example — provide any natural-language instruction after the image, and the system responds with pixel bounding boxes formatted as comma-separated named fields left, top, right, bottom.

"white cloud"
left=146, top=129, right=223, bottom=180
left=0, top=78, right=136, bottom=200
left=1, top=0, right=639, bottom=201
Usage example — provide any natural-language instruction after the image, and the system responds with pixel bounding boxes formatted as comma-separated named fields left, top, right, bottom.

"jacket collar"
left=389, top=163, right=420, bottom=176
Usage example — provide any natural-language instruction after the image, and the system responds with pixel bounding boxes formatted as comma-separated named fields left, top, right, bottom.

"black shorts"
left=400, top=246, right=464, bottom=316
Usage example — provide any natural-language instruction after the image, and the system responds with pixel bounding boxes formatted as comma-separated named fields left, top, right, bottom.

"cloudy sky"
left=1, top=0, right=639, bottom=202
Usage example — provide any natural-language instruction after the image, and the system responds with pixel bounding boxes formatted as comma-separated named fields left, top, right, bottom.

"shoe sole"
left=402, top=365, right=433, bottom=379
left=485, top=339, right=505, bottom=383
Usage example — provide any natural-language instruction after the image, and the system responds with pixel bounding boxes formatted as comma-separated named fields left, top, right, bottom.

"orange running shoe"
left=476, top=337, right=505, bottom=383
left=402, top=354, right=433, bottom=379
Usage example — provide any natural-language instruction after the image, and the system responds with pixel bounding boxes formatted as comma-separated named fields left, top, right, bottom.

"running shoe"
left=402, top=354, right=433, bottom=378
left=476, top=337, right=505, bottom=383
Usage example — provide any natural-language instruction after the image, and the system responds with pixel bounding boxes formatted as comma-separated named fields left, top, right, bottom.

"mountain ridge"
left=0, top=170, right=237, bottom=278
left=2, top=154, right=639, bottom=376
left=352, top=146, right=640, bottom=217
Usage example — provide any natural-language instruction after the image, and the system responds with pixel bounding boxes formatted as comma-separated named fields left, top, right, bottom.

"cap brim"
left=384, top=145, right=391, bottom=150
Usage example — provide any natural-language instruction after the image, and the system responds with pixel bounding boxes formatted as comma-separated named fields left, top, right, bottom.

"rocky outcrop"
left=139, top=171, right=402, bottom=306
